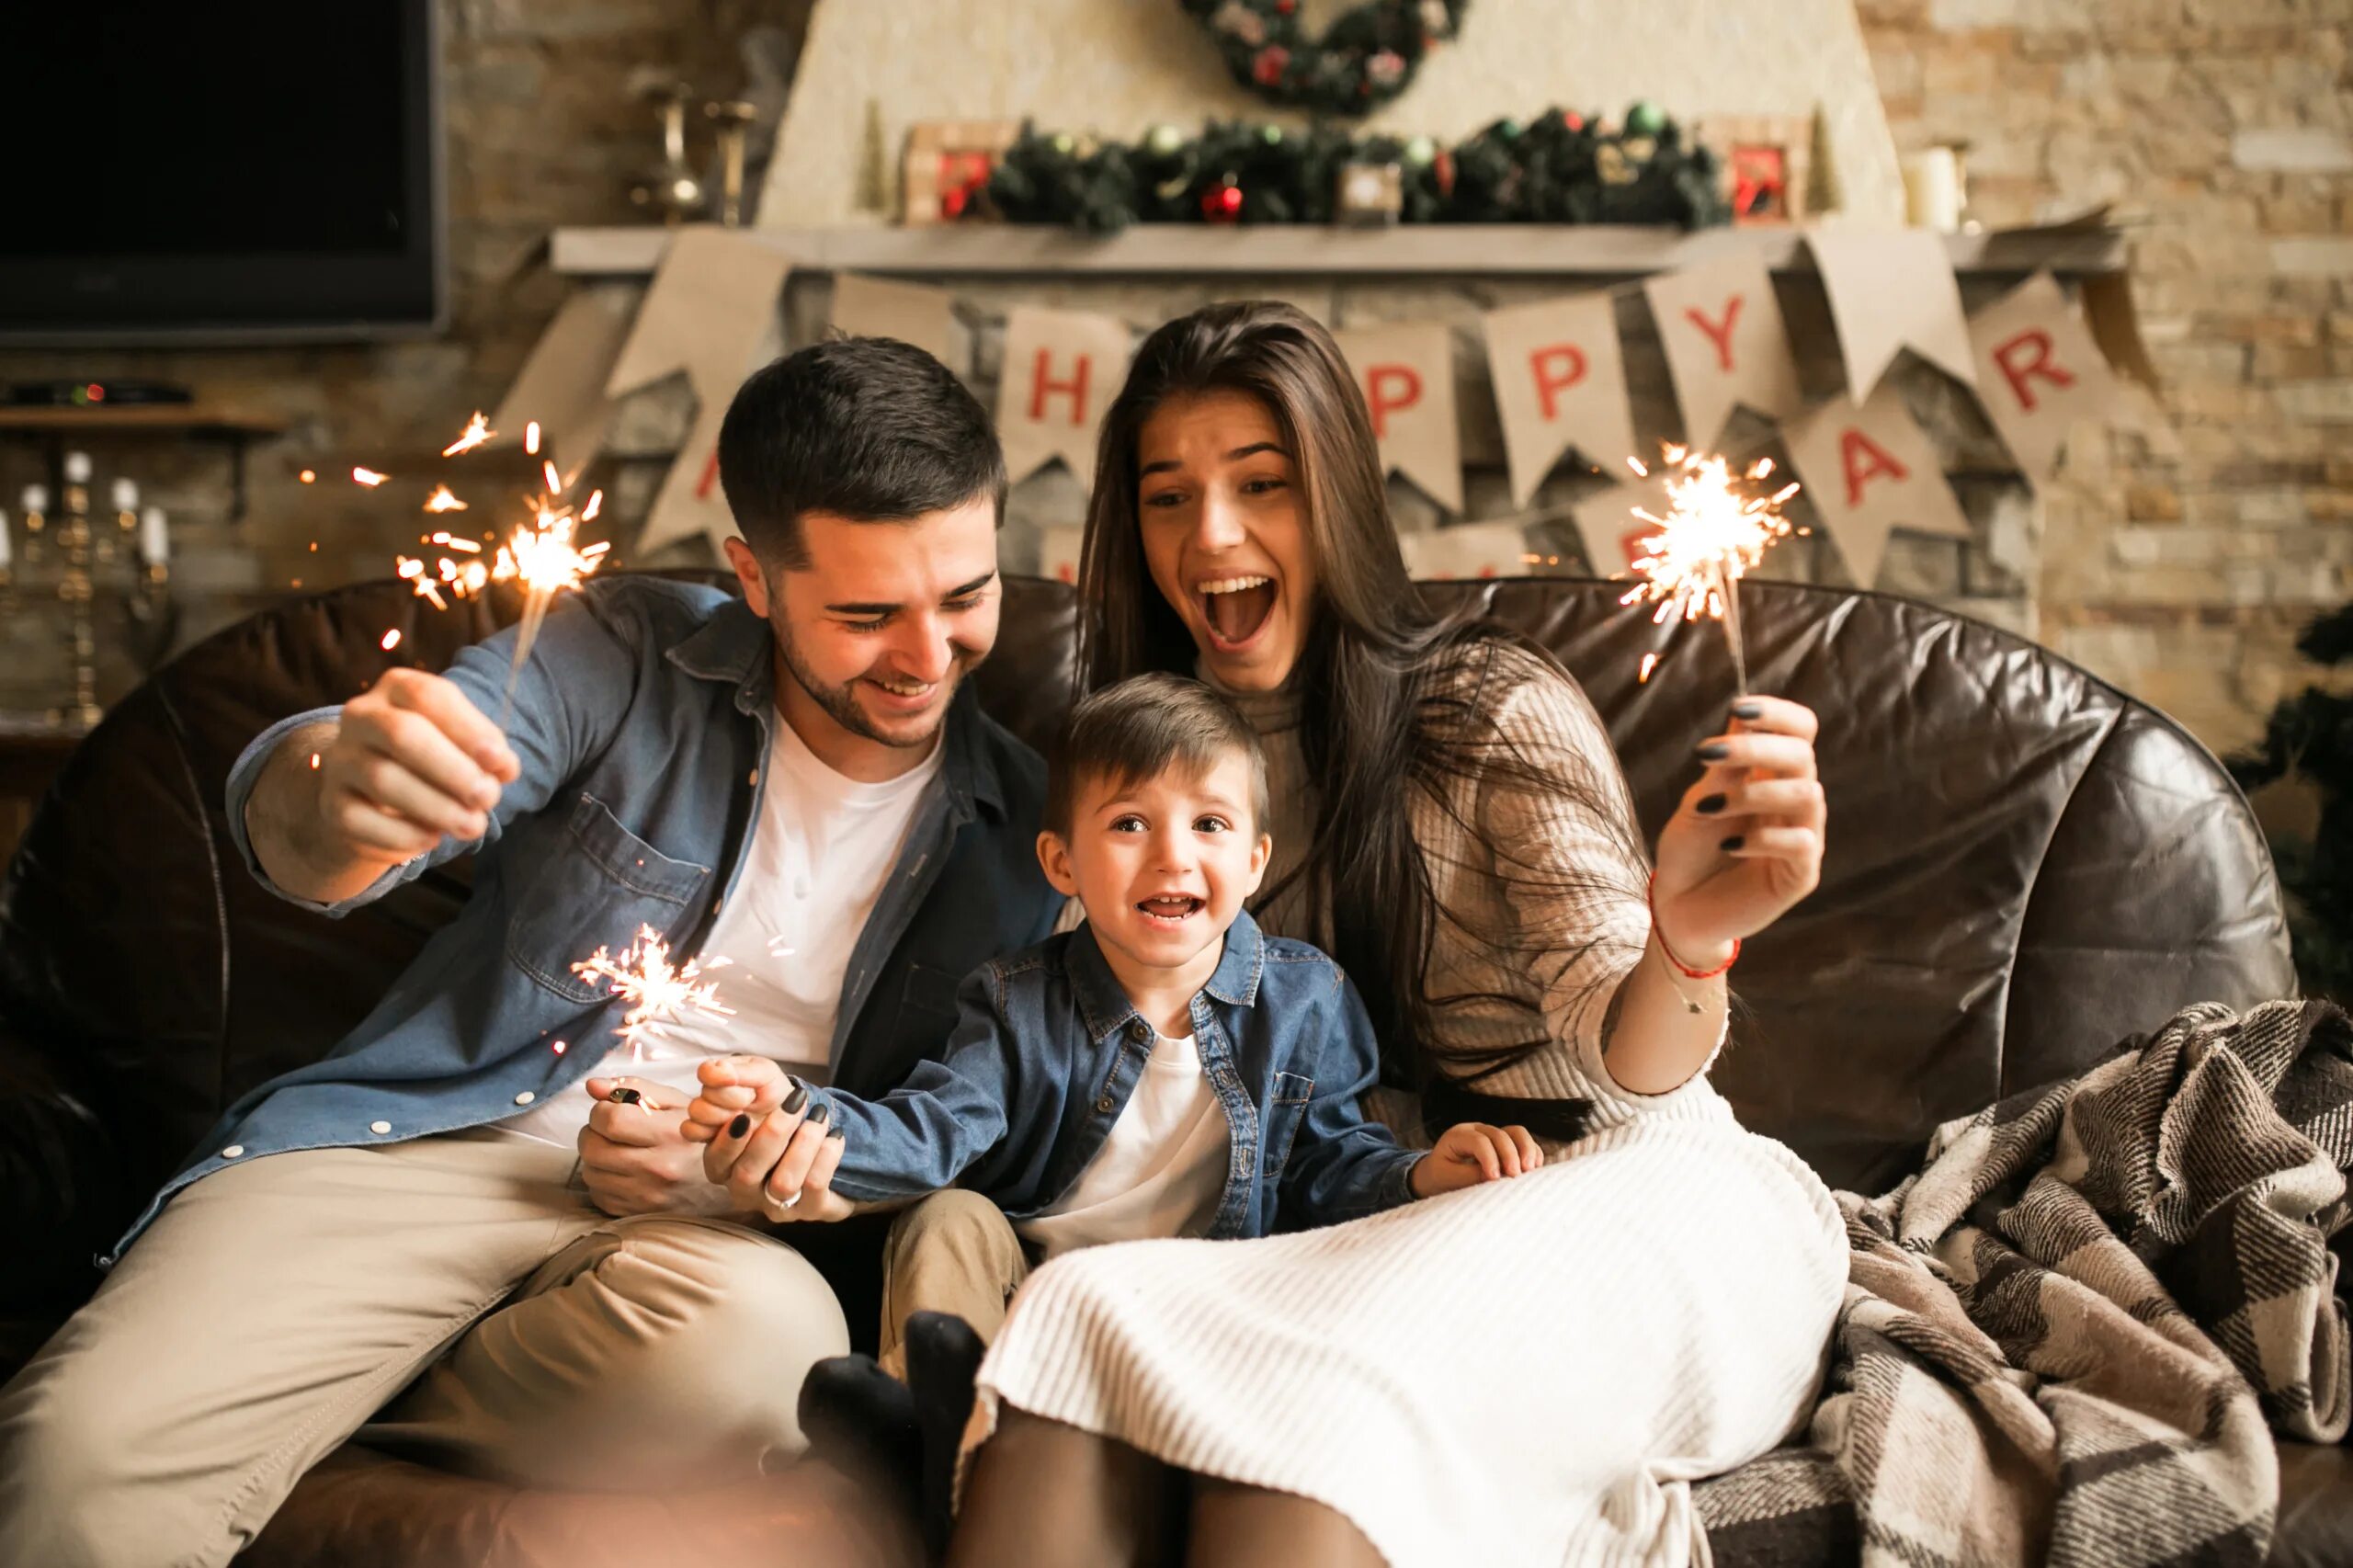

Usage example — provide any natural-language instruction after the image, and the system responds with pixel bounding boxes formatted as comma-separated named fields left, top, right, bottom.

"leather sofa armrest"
left=0, top=1018, right=125, bottom=1315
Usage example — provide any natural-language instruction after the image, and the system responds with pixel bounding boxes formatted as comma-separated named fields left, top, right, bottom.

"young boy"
left=683, top=673, right=1540, bottom=1354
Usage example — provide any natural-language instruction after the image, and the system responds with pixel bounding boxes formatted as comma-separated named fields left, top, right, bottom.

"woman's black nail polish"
left=1721, top=835, right=1745, bottom=852
left=809, top=1103, right=831, bottom=1127
left=729, top=1113, right=751, bottom=1139
left=826, top=1126, right=846, bottom=1142
left=1732, top=701, right=1763, bottom=722
left=782, top=1084, right=810, bottom=1114
left=1697, top=742, right=1732, bottom=762
left=1695, top=793, right=1727, bottom=815
left=607, top=1085, right=643, bottom=1106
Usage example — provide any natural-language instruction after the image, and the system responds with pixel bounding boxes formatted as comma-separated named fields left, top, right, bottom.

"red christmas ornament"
left=1432, top=148, right=1456, bottom=198
left=1275, top=0, right=1296, bottom=11
left=1202, top=181, right=1245, bottom=222
left=1252, top=45, right=1290, bottom=86
left=940, top=185, right=969, bottom=219
left=1563, top=111, right=1586, bottom=131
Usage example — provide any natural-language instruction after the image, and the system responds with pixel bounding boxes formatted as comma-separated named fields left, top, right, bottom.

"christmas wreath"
left=1181, top=0, right=1469, bottom=117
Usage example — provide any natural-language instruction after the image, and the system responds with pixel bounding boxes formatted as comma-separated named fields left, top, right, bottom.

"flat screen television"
left=0, top=4, right=444, bottom=345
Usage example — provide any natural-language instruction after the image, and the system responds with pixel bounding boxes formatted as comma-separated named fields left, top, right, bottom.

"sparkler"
left=351, top=467, right=390, bottom=487
left=1615, top=447, right=1802, bottom=697
left=572, top=925, right=734, bottom=1062
left=441, top=412, right=496, bottom=458
left=422, top=485, right=469, bottom=514
left=491, top=498, right=611, bottom=731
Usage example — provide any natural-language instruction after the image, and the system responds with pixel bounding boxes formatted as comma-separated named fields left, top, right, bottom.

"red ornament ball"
left=1202, top=182, right=1245, bottom=222
left=1275, top=0, right=1297, bottom=11
left=1563, top=111, right=1586, bottom=131
left=1252, top=45, right=1290, bottom=86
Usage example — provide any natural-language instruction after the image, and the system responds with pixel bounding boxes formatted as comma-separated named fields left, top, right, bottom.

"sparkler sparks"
left=351, top=467, right=390, bottom=487
left=572, top=926, right=734, bottom=1062
left=440, top=411, right=496, bottom=458
left=381, top=630, right=402, bottom=652
left=525, top=421, right=541, bottom=456
left=1614, top=447, right=1802, bottom=695
left=422, top=484, right=469, bottom=514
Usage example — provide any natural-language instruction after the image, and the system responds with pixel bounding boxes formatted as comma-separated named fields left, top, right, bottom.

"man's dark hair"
left=716, top=336, right=1007, bottom=566
left=1044, top=673, right=1269, bottom=838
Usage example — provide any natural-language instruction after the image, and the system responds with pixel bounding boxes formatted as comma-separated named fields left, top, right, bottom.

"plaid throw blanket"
left=1696, top=998, right=2353, bottom=1567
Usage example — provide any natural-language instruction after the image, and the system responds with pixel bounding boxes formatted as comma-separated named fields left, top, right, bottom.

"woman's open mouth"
left=1136, top=894, right=1206, bottom=928
left=1197, top=574, right=1277, bottom=652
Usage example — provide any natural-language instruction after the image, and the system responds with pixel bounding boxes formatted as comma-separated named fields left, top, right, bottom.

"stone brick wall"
left=1859, top=0, right=2353, bottom=750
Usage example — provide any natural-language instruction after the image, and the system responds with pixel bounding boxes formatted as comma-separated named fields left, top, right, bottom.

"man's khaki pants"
left=0, top=1127, right=852, bottom=1568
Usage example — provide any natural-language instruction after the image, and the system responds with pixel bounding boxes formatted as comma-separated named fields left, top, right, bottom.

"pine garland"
left=980, top=109, right=1729, bottom=233
left=2230, top=601, right=2353, bottom=1004
left=1179, top=0, right=1470, bottom=118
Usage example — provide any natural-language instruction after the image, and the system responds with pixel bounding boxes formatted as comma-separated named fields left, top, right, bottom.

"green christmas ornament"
left=1145, top=122, right=1187, bottom=157
left=1495, top=118, right=1523, bottom=141
left=1051, top=131, right=1075, bottom=154
left=1623, top=100, right=1666, bottom=137
left=1403, top=135, right=1438, bottom=167
left=1259, top=123, right=1285, bottom=145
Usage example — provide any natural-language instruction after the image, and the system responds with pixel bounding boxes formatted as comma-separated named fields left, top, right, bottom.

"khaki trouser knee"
left=876, top=1189, right=1029, bottom=1381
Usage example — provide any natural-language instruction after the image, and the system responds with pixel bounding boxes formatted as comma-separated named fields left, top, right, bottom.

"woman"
left=946, top=301, right=1847, bottom=1568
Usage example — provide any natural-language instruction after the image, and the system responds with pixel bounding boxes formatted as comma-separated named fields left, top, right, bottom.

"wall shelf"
left=550, top=222, right=2131, bottom=280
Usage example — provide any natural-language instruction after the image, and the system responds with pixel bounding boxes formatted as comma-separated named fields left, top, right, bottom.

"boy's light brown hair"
left=1043, top=674, right=1270, bottom=839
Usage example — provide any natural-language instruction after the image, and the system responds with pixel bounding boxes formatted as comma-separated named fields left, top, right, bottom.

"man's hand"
left=1411, top=1121, right=1544, bottom=1199
left=248, top=668, right=519, bottom=905
left=578, top=1076, right=747, bottom=1219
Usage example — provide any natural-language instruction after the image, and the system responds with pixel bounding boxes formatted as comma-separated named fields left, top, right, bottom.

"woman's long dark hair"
left=1076, top=301, right=1647, bottom=1142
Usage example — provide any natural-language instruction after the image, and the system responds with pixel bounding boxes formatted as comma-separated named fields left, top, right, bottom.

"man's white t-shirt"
left=499, top=714, right=942, bottom=1147
left=1016, top=1031, right=1231, bottom=1261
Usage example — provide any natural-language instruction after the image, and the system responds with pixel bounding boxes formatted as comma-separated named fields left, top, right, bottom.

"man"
left=0, top=337, right=1061, bottom=1567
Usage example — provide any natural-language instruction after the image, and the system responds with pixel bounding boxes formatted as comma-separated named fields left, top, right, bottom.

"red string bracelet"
left=1647, top=871, right=1739, bottom=980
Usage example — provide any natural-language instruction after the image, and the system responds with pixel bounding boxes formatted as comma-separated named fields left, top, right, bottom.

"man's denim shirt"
left=107, top=577, right=1060, bottom=1262
left=812, top=908, right=1424, bottom=1239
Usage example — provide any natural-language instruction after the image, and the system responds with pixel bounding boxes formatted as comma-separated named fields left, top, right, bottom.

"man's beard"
left=772, top=619, right=972, bottom=748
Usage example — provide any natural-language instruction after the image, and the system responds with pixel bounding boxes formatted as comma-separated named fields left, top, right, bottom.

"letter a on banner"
left=1481, top=291, right=1634, bottom=507
left=1643, top=254, right=1804, bottom=448
left=1334, top=323, right=1463, bottom=512
left=604, top=227, right=795, bottom=556
left=1965, top=271, right=2117, bottom=479
left=1781, top=381, right=1971, bottom=589
left=997, top=305, right=1133, bottom=489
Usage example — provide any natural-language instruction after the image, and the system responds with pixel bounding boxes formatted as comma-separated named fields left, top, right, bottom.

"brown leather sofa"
left=3, top=571, right=2343, bottom=1566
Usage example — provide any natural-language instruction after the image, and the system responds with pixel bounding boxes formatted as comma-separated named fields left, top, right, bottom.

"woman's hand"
left=701, top=1091, right=854, bottom=1224
left=1650, top=695, right=1826, bottom=960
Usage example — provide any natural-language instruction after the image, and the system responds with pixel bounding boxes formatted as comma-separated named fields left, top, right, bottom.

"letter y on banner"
left=1643, top=254, right=1804, bottom=449
left=998, top=306, right=1133, bottom=490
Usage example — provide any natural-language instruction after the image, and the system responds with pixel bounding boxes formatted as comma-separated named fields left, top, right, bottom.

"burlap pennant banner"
left=489, top=289, right=632, bottom=476
left=1643, top=254, right=1804, bottom=448
left=1335, top=323, right=1465, bottom=513
left=1782, top=381, right=1972, bottom=588
left=1397, top=520, right=1530, bottom=580
left=1480, top=292, right=1634, bottom=507
left=604, top=228, right=794, bottom=555
left=1567, top=470, right=1676, bottom=578
left=829, top=273, right=969, bottom=375
left=1966, top=271, right=2118, bottom=479
left=997, top=305, right=1134, bottom=489
left=1808, top=228, right=1978, bottom=400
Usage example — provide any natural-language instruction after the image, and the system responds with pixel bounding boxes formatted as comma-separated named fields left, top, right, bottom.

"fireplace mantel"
left=550, top=223, right=2128, bottom=280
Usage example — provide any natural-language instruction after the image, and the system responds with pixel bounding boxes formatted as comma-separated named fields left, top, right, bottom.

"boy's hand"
left=680, top=1054, right=795, bottom=1145
left=1411, top=1122, right=1544, bottom=1199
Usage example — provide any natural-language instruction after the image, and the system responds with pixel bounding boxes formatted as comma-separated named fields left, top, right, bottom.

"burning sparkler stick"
left=492, top=499, right=611, bottom=731
left=572, top=925, right=733, bottom=1062
left=1615, top=447, right=1802, bottom=697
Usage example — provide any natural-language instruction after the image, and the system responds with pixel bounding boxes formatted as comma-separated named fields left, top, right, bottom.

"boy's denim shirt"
left=106, top=577, right=1061, bottom=1263
left=812, top=907, right=1425, bottom=1238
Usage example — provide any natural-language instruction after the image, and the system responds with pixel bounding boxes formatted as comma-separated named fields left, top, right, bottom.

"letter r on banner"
left=1991, top=328, right=2077, bottom=414
left=1365, top=364, right=1424, bottom=439
left=1529, top=345, right=1589, bottom=421
left=1029, top=349, right=1092, bottom=426
left=1684, top=296, right=1744, bottom=373
left=1839, top=427, right=1910, bottom=507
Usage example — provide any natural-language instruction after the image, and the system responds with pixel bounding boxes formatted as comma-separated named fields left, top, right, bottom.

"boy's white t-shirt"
left=1016, top=1030, right=1231, bottom=1260
left=498, top=715, right=941, bottom=1147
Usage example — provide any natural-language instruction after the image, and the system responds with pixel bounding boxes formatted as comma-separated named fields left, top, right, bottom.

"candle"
left=0, top=512, right=13, bottom=572
left=141, top=505, right=170, bottom=565
left=1902, top=148, right=1963, bottom=232
left=111, top=477, right=140, bottom=513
